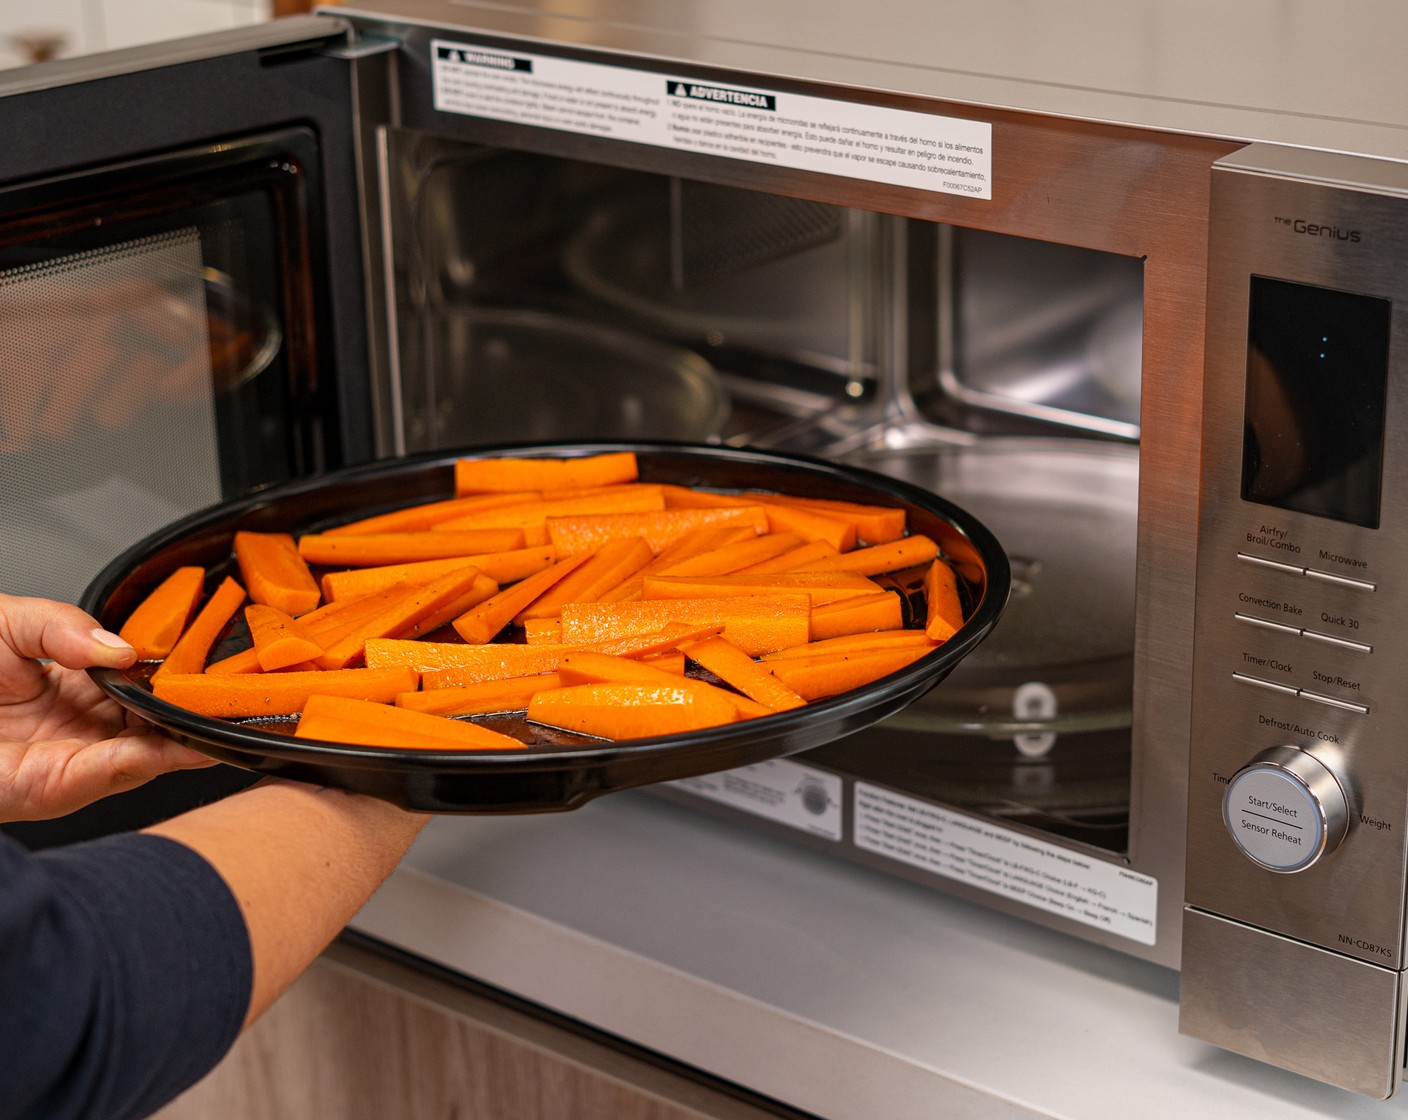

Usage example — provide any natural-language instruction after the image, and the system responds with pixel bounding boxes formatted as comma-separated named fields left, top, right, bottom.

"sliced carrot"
left=323, top=491, right=541, bottom=536
left=546, top=506, right=769, bottom=556
left=596, top=526, right=758, bottom=603
left=245, top=603, right=325, bottom=672
left=152, top=665, right=417, bottom=717
left=452, top=552, right=594, bottom=644
left=317, top=567, right=489, bottom=669
left=742, top=493, right=907, bottom=544
left=118, top=566, right=206, bottom=661
left=233, top=531, right=321, bottom=616
left=559, top=595, right=810, bottom=657
left=433, top=486, right=665, bottom=540
left=395, top=674, right=564, bottom=717
left=652, top=532, right=805, bottom=577
left=523, top=618, right=562, bottom=645
left=527, top=682, right=739, bottom=740
left=455, top=451, right=638, bottom=494
left=368, top=639, right=572, bottom=677
left=557, top=650, right=763, bottom=718
left=923, top=558, right=965, bottom=641
left=801, top=535, right=939, bottom=576
left=657, top=485, right=757, bottom=509
left=295, top=693, right=525, bottom=750
left=681, top=636, right=806, bottom=713
left=764, top=646, right=931, bottom=700
left=204, top=587, right=407, bottom=675
left=297, top=529, right=525, bottom=567
left=741, top=498, right=857, bottom=552
left=514, top=537, right=654, bottom=623
left=589, top=621, right=727, bottom=658
left=321, top=547, right=555, bottom=602
left=152, top=576, right=246, bottom=679
left=641, top=571, right=881, bottom=606
left=761, top=629, right=939, bottom=661
left=393, top=572, right=499, bottom=640
left=641, top=651, right=687, bottom=674
left=735, top=539, right=841, bottom=574
left=808, top=591, right=904, bottom=641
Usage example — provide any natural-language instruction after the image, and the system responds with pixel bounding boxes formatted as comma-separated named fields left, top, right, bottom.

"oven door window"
left=0, top=131, right=325, bottom=603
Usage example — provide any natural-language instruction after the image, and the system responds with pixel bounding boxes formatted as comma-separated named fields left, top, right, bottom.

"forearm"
left=144, top=780, right=429, bottom=1027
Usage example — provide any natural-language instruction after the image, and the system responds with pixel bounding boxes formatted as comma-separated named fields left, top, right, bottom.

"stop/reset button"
left=1222, top=747, right=1349, bottom=873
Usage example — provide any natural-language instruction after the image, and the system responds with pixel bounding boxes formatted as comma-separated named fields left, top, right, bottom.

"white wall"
left=0, top=0, right=273, bottom=69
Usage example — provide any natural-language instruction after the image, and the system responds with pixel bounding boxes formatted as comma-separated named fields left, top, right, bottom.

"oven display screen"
left=1241, top=275, right=1392, bottom=529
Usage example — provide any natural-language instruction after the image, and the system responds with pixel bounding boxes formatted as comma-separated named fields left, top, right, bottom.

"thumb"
left=0, top=594, right=138, bottom=672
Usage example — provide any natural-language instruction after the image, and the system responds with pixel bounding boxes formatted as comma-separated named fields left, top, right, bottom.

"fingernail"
left=91, top=628, right=132, bottom=651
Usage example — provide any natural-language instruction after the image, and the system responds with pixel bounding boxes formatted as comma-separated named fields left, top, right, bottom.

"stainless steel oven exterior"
left=4, top=0, right=1408, bottom=1099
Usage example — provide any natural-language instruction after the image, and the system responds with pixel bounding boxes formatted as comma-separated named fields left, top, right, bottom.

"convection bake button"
left=1234, top=612, right=1302, bottom=636
left=1297, top=689, right=1369, bottom=715
left=1223, top=746, right=1349, bottom=873
left=1231, top=671, right=1298, bottom=696
left=1304, top=568, right=1376, bottom=592
left=1237, top=552, right=1305, bottom=576
left=1302, top=629, right=1372, bottom=653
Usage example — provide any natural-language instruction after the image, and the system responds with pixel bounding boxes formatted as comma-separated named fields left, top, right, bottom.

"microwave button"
left=1222, top=746, right=1349, bottom=873
left=1231, top=671, right=1298, bottom=696
left=1234, top=612, right=1302, bottom=636
left=1298, top=689, right=1369, bottom=715
left=1237, top=552, right=1305, bottom=576
left=1304, top=568, right=1376, bottom=592
left=1302, top=629, right=1372, bottom=654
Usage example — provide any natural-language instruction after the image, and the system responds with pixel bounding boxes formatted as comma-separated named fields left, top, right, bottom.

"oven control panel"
left=1181, top=145, right=1408, bottom=1097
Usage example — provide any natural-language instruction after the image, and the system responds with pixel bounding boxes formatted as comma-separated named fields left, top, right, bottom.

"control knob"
left=1222, top=746, right=1349, bottom=873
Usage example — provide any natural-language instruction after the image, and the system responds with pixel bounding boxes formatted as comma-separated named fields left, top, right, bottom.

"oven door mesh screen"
left=0, top=229, right=221, bottom=604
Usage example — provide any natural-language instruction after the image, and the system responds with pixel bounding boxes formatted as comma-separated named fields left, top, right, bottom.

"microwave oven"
left=1, top=0, right=1406, bottom=1099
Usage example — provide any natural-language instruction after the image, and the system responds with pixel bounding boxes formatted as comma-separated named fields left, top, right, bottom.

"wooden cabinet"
left=154, top=939, right=804, bottom=1120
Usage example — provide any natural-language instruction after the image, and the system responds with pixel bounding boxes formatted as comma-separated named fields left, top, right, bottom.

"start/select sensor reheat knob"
left=1223, top=746, right=1349, bottom=873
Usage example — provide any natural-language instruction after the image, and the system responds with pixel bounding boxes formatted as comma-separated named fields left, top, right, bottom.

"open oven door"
left=0, top=15, right=385, bottom=842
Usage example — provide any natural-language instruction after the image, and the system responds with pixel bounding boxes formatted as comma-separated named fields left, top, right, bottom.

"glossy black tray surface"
left=82, top=442, right=1009, bottom=813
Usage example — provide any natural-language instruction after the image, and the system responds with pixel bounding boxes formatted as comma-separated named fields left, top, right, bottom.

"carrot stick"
left=432, top=486, right=665, bottom=536
left=527, top=682, right=740, bottom=740
left=741, top=499, right=857, bottom=552
left=323, top=491, right=541, bottom=536
left=801, top=535, right=939, bottom=576
left=395, top=673, right=565, bottom=717
left=742, top=493, right=907, bottom=544
left=681, top=636, right=806, bottom=713
left=118, top=566, right=206, bottom=660
left=523, top=618, right=562, bottom=645
left=233, top=531, right=321, bottom=616
left=559, top=595, right=810, bottom=657
left=321, top=547, right=555, bottom=602
left=392, top=572, right=499, bottom=640
left=657, top=485, right=757, bottom=509
left=152, top=576, right=246, bottom=679
left=761, top=630, right=939, bottom=661
left=733, top=539, right=840, bottom=574
left=514, top=537, right=654, bottom=623
left=808, top=591, right=904, bottom=641
left=152, top=666, right=418, bottom=717
left=923, top=558, right=965, bottom=641
left=297, top=529, right=525, bottom=567
left=641, top=571, right=881, bottom=606
left=452, top=552, right=594, bottom=644
left=652, top=532, right=805, bottom=577
left=245, top=603, right=326, bottom=671
left=546, top=506, right=769, bottom=556
left=557, top=650, right=765, bottom=718
left=204, top=587, right=408, bottom=675
left=596, top=526, right=758, bottom=603
left=455, top=451, right=639, bottom=494
left=294, top=694, right=525, bottom=750
left=316, top=567, right=490, bottom=669
left=763, top=646, right=931, bottom=700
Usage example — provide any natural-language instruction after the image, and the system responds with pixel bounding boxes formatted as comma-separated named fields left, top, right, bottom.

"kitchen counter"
left=349, top=791, right=1408, bottom=1120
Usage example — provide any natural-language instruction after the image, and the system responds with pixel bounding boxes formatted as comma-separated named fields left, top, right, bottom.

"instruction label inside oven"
left=670, top=758, right=844, bottom=840
left=432, top=41, right=993, bottom=198
left=855, top=783, right=1158, bottom=944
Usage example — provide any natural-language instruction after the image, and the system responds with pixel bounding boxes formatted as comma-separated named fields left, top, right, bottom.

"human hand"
left=0, top=594, right=216, bottom=822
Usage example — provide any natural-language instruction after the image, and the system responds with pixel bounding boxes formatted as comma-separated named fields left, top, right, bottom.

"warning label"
left=432, top=40, right=993, bottom=199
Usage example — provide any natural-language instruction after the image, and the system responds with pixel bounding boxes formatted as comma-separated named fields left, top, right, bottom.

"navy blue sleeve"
left=0, top=831, right=253, bottom=1120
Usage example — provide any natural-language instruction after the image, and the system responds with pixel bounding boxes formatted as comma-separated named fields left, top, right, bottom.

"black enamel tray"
left=81, top=442, right=1009, bottom=813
